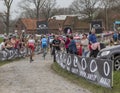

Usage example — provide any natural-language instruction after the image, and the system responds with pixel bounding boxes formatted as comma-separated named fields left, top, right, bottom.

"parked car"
left=97, top=45, right=120, bottom=70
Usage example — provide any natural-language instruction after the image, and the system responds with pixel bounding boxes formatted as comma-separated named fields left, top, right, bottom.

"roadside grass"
left=0, top=58, right=23, bottom=67
left=51, top=62, right=120, bottom=93
left=0, top=37, right=3, bottom=43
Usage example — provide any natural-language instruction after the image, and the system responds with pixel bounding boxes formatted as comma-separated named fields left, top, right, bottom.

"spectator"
left=11, top=36, right=19, bottom=50
left=19, top=38, right=26, bottom=56
left=78, top=44, right=82, bottom=56
left=0, top=39, right=6, bottom=51
left=65, top=35, right=70, bottom=53
left=5, top=38, right=13, bottom=50
left=89, top=28, right=97, bottom=44
left=3, top=33, right=8, bottom=40
left=113, top=31, right=118, bottom=43
left=81, top=34, right=89, bottom=57
left=68, top=36, right=77, bottom=54
left=0, top=39, right=10, bottom=59
left=89, top=28, right=100, bottom=57
left=52, top=35, right=61, bottom=62
left=118, top=32, right=120, bottom=43
left=49, top=35, right=54, bottom=50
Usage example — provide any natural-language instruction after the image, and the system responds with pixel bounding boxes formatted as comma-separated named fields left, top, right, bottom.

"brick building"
left=48, top=18, right=64, bottom=34
left=15, top=16, right=89, bottom=35
left=15, top=18, right=37, bottom=34
left=49, top=16, right=89, bottom=34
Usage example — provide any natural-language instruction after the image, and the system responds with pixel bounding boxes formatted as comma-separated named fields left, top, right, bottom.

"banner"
left=37, top=21, right=48, bottom=34
left=0, top=46, right=42, bottom=61
left=55, top=51, right=113, bottom=88
left=64, top=27, right=72, bottom=34
left=0, top=49, right=27, bottom=61
left=91, top=20, right=103, bottom=34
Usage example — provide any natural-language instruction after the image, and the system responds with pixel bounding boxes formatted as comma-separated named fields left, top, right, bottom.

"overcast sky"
left=0, top=0, right=73, bottom=19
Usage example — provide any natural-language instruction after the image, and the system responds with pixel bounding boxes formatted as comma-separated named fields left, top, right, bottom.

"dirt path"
left=0, top=53, right=91, bottom=93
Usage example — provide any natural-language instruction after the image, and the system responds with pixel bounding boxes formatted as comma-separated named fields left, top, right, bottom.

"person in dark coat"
left=52, top=35, right=61, bottom=62
left=68, top=36, right=77, bottom=54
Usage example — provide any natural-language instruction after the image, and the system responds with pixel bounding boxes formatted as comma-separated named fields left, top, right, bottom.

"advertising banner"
left=0, top=49, right=26, bottom=61
left=91, top=20, right=103, bottom=34
left=55, top=51, right=113, bottom=88
left=37, top=21, right=48, bottom=34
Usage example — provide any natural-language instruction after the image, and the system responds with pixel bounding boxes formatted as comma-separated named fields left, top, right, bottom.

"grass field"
left=0, top=60, right=13, bottom=66
left=52, top=62, right=120, bottom=93
left=0, top=58, right=22, bottom=67
left=0, top=37, right=3, bottom=43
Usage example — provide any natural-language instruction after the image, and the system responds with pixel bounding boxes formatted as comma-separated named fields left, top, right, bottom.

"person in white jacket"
left=81, top=34, right=89, bottom=57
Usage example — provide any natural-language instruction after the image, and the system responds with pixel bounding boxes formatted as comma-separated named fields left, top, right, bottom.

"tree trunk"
left=36, top=6, right=39, bottom=19
left=6, top=7, right=10, bottom=35
left=105, top=7, right=109, bottom=30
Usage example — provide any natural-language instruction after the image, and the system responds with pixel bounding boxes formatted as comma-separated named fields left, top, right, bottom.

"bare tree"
left=100, top=0, right=119, bottom=9
left=100, top=0, right=119, bottom=30
left=0, top=13, right=5, bottom=33
left=41, top=0, right=57, bottom=20
left=21, top=10, right=36, bottom=19
left=20, top=5, right=36, bottom=18
left=70, top=0, right=100, bottom=21
left=55, top=8, right=74, bottom=15
left=20, top=0, right=46, bottom=19
left=3, top=0, right=14, bottom=34
left=18, top=1, right=35, bottom=18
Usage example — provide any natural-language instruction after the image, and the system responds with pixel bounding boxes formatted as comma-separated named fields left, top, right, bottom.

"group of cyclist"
left=27, top=34, right=62, bottom=62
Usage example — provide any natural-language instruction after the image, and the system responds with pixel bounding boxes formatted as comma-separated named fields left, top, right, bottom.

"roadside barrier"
left=0, top=46, right=41, bottom=61
left=55, top=51, right=113, bottom=88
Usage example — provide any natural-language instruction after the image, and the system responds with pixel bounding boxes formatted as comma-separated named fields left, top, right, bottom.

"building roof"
left=57, top=20, right=64, bottom=26
left=20, top=18, right=46, bottom=31
left=20, top=18, right=37, bottom=30
left=48, top=19, right=64, bottom=30
left=17, top=16, right=89, bottom=33
left=64, top=16, right=78, bottom=26
left=48, top=16, right=89, bottom=31
left=51, top=15, right=78, bottom=20
left=74, top=21, right=89, bottom=29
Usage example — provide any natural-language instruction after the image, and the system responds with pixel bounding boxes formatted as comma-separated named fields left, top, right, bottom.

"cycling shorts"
left=28, top=44, right=35, bottom=51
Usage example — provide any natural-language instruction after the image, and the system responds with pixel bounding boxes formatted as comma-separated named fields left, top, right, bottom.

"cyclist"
left=41, top=36, right=48, bottom=59
left=27, top=35, right=35, bottom=62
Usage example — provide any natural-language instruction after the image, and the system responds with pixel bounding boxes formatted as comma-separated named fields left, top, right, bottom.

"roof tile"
left=64, top=16, right=77, bottom=26
left=21, top=18, right=46, bottom=30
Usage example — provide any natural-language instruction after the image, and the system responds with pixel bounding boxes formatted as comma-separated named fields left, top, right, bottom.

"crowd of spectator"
left=0, top=33, right=27, bottom=58
left=1, top=28, right=120, bottom=62
left=50, top=28, right=120, bottom=61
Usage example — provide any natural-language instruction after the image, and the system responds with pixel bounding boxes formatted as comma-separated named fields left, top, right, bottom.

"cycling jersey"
left=41, top=38, right=47, bottom=48
left=28, top=39, right=35, bottom=51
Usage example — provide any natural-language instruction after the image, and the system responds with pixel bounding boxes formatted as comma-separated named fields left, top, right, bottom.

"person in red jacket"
left=65, top=35, right=70, bottom=53
left=78, top=44, right=82, bottom=56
